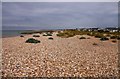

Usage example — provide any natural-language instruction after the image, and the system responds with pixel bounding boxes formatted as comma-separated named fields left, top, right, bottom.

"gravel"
left=2, top=33, right=119, bottom=77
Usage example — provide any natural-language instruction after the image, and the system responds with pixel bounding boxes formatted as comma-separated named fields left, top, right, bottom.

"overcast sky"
left=2, top=0, right=119, bottom=2
left=2, top=2, right=118, bottom=30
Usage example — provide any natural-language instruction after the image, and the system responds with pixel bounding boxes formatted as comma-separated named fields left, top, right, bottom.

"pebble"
left=2, top=33, right=118, bottom=77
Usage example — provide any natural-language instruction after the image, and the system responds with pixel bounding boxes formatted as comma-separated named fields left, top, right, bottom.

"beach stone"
left=2, top=33, right=118, bottom=77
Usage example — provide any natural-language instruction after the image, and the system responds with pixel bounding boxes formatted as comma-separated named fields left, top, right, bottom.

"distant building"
left=105, top=27, right=118, bottom=32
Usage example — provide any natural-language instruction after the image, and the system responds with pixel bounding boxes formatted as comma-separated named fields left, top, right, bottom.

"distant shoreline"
left=2, top=27, right=120, bottom=38
left=2, top=29, right=59, bottom=38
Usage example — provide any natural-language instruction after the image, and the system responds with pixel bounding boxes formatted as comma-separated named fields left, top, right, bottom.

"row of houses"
left=78, top=27, right=120, bottom=32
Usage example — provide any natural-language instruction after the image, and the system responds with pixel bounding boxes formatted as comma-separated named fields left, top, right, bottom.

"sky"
left=2, top=2, right=118, bottom=30
left=1, top=0, right=119, bottom=2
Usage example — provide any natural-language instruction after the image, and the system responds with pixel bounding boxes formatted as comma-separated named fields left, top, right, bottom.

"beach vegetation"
left=25, top=38, right=40, bottom=43
left=80, top=37, right=86, bottom=39
left=110, top=36, right=118, bottom=39
left=20, top=35, right=24, bottom=37
left=56, top=31, right=74, bottom=38
left=43, top=33, right=52, bottom=36
left=109, top=35, right=120, bottom=40
left=94, top=34, right=104, bottom=38
left=57, top=29, right=120, bottom=38
left=33, top=35, right=40, bottom=37
left=112, top=40, right=117, bottom=43
left=105, top=34, right=111, bottom=37
left=21, top=30, right=54, bottom=34
left=48, top=37, right=53, bottom=40
left=117, top=36, right=120, bottom=40
left=100, top=37, right=109, bottom=41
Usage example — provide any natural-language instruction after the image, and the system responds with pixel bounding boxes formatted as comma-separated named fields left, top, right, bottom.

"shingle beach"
left=2, top=32, right=119, bottom=77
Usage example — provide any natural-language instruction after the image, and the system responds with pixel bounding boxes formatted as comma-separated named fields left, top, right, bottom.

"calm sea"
left=2, top=30, right=26, bottom=38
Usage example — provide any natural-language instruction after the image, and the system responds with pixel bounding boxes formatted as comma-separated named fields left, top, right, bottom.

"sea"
left=2, top=30, right=27, bottom=38
left=1, top=29, right=67, bottom=38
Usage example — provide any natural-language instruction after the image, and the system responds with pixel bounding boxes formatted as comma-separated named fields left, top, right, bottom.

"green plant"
left=57, top=33, right=64, bottom=36
left=47, top=33, right=52, bottom=36
left=106, top=34, right=111, bottom=37
left=112, top=40, right=117, bottom=43
left=94, top=34, right=104, bottom=38
left=20, top=35, right=24, bottom=37
left=80, top=37, right=86, bottom=39
left=48, top=37, right=53, bottom=40
left=100, top=37, right=109, bottom=41
left=117, top=36, right=120, bottom=40
left=87, top=33, right=91, bottom=36
left=25, top=38, right=40, bottom=43
left=21, top=30, right=54, bottom=34
left=87, top=32, right=94, bottom=36
left=110, top=36, right=118, bottom=39
left=43, top=34, right=46, bottom=36
left=57, top=32, right=74, bottom=38
left=56, top=29, right=120, bottom=39
left=33, top=35, right=40, bottom=37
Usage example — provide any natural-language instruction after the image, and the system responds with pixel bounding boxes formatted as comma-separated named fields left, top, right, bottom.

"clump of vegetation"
left=33, top=35, right=40, bottom=37
left=93, top=43, right=98, bottom=45
left=100, top=37, right=109, bottom=41
left=95, top=35, right=102, bottom=38
left=48, top=37, right=53, bottom=40
left=94, top=33, right=104, bottom=38
left=56, top=29, right=120, bottom=39
left=47, top=33, right=52, bottom=36
left=56, top=33, right=65, bottom=37
left=110, top=36, right=120, bottom=40
left=57, top=32, right=74, bottom=38
left=117, top=36, right=120, bottom=40
left=87, top=32, right=96, bottom=36
left=110, top=36, right=118, bottom=39
left=20, top=35, right=24, bottom=37
left=21, top=30, right=54, bottom=34
left=21, top=31, right=38, bottom=34
left=112, top=40, right=117, bottom=43
left=105, top=34, right=111, bottom=37
left=87, top=33, right=92, bottom=36
left=80, top=37, right=86, bottom=39
left=57, top=30, right=84, bottom=38
left=25, top=38, right=40, bottom=43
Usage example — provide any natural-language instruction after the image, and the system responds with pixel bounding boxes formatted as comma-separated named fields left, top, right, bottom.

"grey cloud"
left=2, top=2, right=118, bottom=30
left=2, top=0, right=119, bottom=2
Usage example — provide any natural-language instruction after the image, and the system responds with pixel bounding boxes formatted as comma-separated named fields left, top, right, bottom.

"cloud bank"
left=2, top=2, right=118, bottom=30
left=2, top=0, right=119, bottom=2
